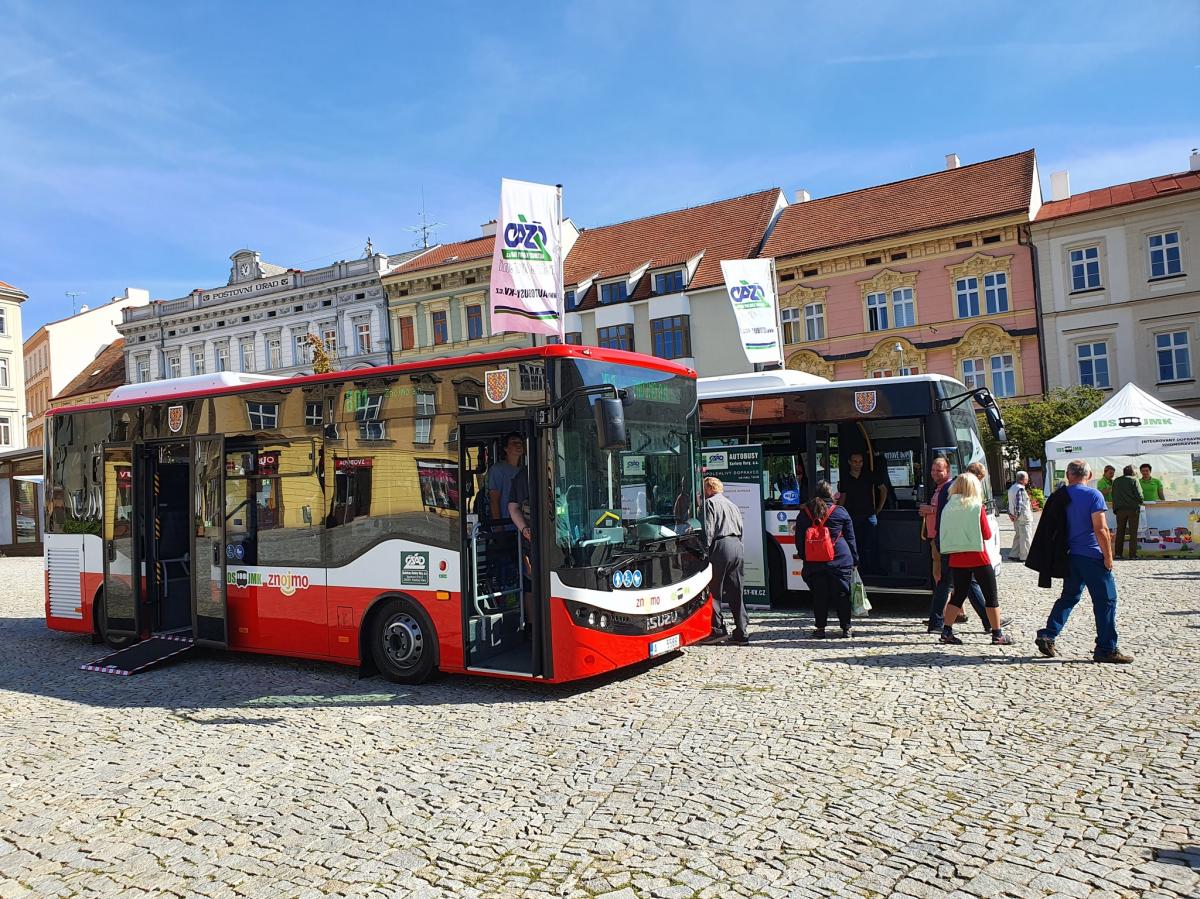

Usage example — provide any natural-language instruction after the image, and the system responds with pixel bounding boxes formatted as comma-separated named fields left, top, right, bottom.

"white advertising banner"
left=489, top=178, right=564, bottom=337
left=719, top=259, right=782, bottom=366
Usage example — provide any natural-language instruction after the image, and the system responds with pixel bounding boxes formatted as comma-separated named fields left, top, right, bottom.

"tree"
left=303, top=333, right=333, bottom=374
left=983, top=385, right=1106, bottom=468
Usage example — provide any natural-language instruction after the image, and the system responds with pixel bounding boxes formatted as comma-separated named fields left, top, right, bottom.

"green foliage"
left=984, top=386, right=1107, bottom=468
left=1028, top=487, right=1045, bottom=508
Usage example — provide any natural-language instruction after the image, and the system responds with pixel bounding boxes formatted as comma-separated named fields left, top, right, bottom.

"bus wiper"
left=596, top=551, right=658, bottom=577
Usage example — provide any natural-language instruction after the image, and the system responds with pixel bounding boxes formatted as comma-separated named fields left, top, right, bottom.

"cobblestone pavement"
left=1, top=540, right=1198, bottom=898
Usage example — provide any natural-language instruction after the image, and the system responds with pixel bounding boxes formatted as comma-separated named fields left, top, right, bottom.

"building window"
left=871, top=369, right=892, bottom=378
left=323, top=326, right=338, bottom=358
left=294, top=334, right=311, bottom=365
left=984, top=272, right=1009, bottom=314
left=961, top=357, right=985, bottom=390
left=0, top=357, right=8, bottom=388
left=246, top=402, right=278, bottom=429
left=466, top=305, right=483, bottom=340
left=191, top=348, right=205, bottom=376
left=597, top=324, right=634, bottom=351
left=565, top=332, right=582, bottom=345
left=432, top=310, right=449, bottom=345
left=0, top=308, right=6, bottom=334
left=215, top=344, right=229, bottom=372
left=650, top=315, right=691, bottom=360
left=458, top=393, right=480, bottom=412
left=804, top=303, right=825, bottom=341
left=564, top=290, right=577, bottom=310
left=891, top=288, right=915, bottom=327
left=1156, top=330, right=1192, bottom=382
left=239, top=338, right=255, bottom=372
left=266, top=336, right=282, bottom=369
left=990, top=353, right=1016, bottom=398
left=900, top=365, right=919, bottom=376
left=166, top=354, right=181, bottom=379
left=305, top=402, right=323, bottom=427
left=1070, top=246, right=1102, bottom=291
left=1148, top=230, right=1182, bottom=279
left=866, top=292, right=889, bottom=331
left=781, top=308, right=801, bottom=344
left=599, top=281, right=628, bottom=305
left=1076, top=342, right=1110, bottom=388
left=653, top=270, right=685, bottom=295
left=398, top=316, right=415, bottom=351
left=416, top=390, right=436, bottom=416
left=955, top=277, right=981, bottom=318
left=414, top=418, right=432, bottom=444
left=355, top=321, right=372, bottom=355
left=136, top=356, right=151, bottom=383
left=0, top=416, right=9, bottom=446
left=356, top=394, right=386, bottom=440
left=519, top=363, right=545, bottom=391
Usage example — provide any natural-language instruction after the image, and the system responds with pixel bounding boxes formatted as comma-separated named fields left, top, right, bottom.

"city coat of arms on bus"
left=484, top=369, right=511, bottom=404
left=854, top=390, right=877, bottom=414
left=167, top=404, right=185, bottom=433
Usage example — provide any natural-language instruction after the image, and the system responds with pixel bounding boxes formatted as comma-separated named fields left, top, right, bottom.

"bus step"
left=81, top=634, right=195, bottom=676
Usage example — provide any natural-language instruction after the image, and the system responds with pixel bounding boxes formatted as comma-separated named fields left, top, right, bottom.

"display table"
left=1105, top=500, right=1200, bottom=553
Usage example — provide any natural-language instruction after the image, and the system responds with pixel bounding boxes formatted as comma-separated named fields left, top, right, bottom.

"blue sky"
left=2, top=0, right=1197, bottom=332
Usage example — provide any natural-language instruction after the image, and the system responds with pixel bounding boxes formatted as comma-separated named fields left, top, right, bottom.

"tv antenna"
left=405, top=188, right=442, bottom=249
left=65, top=291, right=87, bottom=315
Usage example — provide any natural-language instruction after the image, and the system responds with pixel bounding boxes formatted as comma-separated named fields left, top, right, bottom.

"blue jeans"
left=929, top=564, right=987, bottom=626
left=1038, top=554, right=1119, bottom=656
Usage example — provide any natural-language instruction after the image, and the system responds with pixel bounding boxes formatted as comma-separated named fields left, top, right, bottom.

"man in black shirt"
left=838, top=452, right=886, bottom=575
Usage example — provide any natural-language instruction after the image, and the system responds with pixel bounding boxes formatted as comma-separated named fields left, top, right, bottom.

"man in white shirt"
left=1007, top=470, right=1034, bottom=562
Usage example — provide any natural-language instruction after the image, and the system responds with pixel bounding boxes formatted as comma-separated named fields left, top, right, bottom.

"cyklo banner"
left=719, top=259, right=782, bottom=366
left=489, top=178, right=564, bottom=337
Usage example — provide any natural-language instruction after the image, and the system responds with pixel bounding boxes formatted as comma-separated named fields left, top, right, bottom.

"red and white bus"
left=43, top=345, right=711, bottom=683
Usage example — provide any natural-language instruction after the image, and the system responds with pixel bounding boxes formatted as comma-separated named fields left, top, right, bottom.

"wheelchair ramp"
left=81, top=633, right=195, bottom=676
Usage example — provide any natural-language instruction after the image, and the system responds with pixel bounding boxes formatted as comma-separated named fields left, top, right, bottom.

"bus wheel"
left=93, top=591, right=136, bottom=650
left=370, top=598, right=436, bottom=684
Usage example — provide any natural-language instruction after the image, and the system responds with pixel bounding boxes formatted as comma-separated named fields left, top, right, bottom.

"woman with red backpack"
left=795, top=480, right=859, bottom=639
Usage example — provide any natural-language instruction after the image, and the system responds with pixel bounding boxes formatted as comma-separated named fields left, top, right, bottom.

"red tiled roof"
left=564, top=188, right=784, bottom=310
left=389, top=236, right=494, bottom=275
left=762, top=150, right=1037, bottom=259
left=54, top=339, right=126, bottom=400
left=1036, top=169, right=1200, bottom=222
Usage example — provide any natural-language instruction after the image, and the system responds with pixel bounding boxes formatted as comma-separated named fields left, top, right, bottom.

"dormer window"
left=599, top=281, right=628, bottom=304
left=653, top=270, right=685, bottom=295
left=564, top=289, right=577, bottom=310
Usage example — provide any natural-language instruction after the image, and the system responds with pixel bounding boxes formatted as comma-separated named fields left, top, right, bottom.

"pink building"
left=761, top=150, right=1044, bottom=401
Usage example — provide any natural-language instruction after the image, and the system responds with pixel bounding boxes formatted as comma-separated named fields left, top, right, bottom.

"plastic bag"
left=851, top=569, right=872, bottom=618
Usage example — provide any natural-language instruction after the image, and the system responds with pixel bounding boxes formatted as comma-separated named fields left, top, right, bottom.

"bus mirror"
left=594, top=398, right=627, bottom=451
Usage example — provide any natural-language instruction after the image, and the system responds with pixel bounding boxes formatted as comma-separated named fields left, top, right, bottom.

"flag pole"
left=555, top=183, right=565, bottom=341
left=769, top=256, right=784, bottom=370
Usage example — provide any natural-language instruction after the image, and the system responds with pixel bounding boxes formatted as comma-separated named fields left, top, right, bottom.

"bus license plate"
left=649, top=634, right=681, bottom=657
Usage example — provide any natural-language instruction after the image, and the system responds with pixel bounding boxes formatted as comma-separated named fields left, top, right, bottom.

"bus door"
left=459, top=419, right=543, bottom=677
left=101, top=444, right=140, bottom=640
left=191, top=435, right=228, bottom=646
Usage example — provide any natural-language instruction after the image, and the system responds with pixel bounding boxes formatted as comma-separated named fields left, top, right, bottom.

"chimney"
left=1191, top=148, right=1200, bottom=172
left=1050, top=170, right=1071, bottom=201
left=945, top=153, right=960, bottom=170
left=793, top=189, right=811, bottom=203
left=481, top=220, right=497, bottom=237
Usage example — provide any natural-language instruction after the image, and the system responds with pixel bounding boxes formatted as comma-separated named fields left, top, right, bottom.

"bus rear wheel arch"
left=364, top=595, right=438, bottom=684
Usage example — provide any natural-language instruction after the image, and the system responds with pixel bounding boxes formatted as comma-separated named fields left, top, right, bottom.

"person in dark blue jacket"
left=795, top=480, right=859, bottom=638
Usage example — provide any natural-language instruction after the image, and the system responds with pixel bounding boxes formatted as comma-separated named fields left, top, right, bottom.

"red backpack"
left=803, top=504, right=838, bottom=563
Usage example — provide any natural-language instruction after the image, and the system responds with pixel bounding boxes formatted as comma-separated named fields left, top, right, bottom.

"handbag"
left=850, top=569, right=872, bottom=617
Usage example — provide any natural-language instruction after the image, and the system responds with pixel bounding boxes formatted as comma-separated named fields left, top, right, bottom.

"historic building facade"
left=0, top=280, right=29, bottom=451
left=760, top=151, right=1044, bottom=401
left=117, top=248, right=419, bottom=384
left=563, top=189, right=787, bottom=377
left=1032, top=153, right=1200, bottom=415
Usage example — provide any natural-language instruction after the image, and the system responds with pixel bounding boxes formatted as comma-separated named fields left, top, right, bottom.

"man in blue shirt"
left=1035, top=459, right=1132, bottom=663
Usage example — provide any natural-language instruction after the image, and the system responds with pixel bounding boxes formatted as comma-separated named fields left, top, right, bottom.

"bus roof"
left=47, top=344, right=697, bottom=418
left=697, top=370, right=962, bottom=401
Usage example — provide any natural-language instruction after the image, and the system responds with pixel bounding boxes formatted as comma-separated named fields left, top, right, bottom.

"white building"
left=118, top=248, right=421, bottom=384
left=0, top=280, right=29, bottom=451
left=24, top=288, right=150, bottom=448
left=1032, top=151, right=1200, bottom=415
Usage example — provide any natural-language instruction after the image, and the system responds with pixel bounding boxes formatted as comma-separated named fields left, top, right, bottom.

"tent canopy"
left=1046, top=383, right=1200, bottom=459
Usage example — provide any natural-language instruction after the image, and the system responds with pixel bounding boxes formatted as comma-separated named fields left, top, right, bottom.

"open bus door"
left=101, top=444, right=140, bottom=642
left=191, top=435, right=228, bottom=646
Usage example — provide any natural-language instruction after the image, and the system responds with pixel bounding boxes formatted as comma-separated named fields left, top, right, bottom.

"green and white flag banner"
left=489, top=178, right=564, bottom=338
left=720, top=258, right=782, bottom=366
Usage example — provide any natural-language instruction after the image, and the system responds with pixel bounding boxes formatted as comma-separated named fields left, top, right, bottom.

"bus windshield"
left=553, top=359, right=699, bottom=561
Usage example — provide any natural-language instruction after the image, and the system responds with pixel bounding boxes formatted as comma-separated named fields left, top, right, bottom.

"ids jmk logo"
left=502, top=215, right=552, bottom=262
left=226, top=569, right=262, bottom=589
left=401, top=551, right=430, bottom=586
left=728, top=280, right=770, bottom=307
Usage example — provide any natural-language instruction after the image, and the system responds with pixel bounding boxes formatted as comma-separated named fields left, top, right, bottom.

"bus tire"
left=93, top=589, right=137, bottom=650
left=369, top=597, right=437, bottom=684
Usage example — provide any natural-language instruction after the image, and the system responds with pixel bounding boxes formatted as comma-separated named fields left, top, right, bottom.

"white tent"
left=1045, top=383, right=1200, bottom=459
